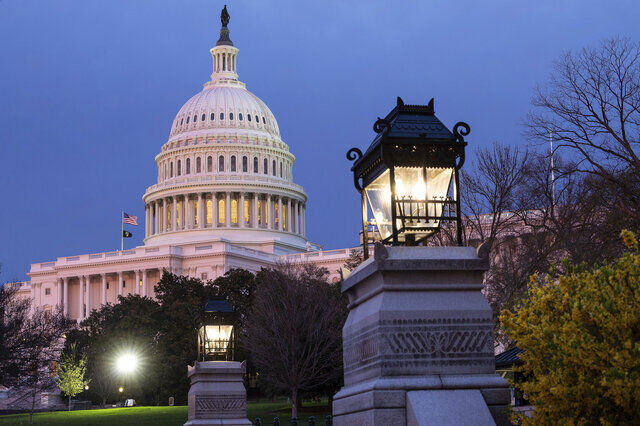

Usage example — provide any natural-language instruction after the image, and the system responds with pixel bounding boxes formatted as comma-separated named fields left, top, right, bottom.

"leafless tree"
left=527, top=38, right=640, bottom=220
left=243, top=264, right=347, bottom=419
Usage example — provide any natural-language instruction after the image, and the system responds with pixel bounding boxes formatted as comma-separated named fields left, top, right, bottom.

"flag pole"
left=121, top=210, right=124, bottom=251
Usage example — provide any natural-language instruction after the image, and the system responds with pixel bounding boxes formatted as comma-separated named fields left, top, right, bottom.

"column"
left=225, top=192, right=231, bottom=227
left=294, top=200, right=299, bottom=234
left=78, top=277, right=84, bottom=320
left=198, top=193, right=204, bottom=229
left=135, top=270, right=141, bottom=295
left=287, top=198, right=292, bottom=232
left=302, top=205, right=306, bottom=235
left=240, top=193, right=245, bottom=227
left=142, top=269, right=148, bottom=298
left=185, top=194, right=191, bottom=230
left=101, top=274, right=107, bottom=305
left=153, top=202, right=158, bottom=235
left=63, top=277, right=69, bottom=316
left=253, top=193, right=259, bottom=228
left=267, top=195, right=272, bottom=229
left=158, top=200, right=164, bottom=233
left=118, top=271, right=123, bottom=296
left=57, top=278, right=63, bottom=307
left=85, top=275, right=91, bottom=317
left=278, top=196, right=283, bottom=231
left=172, top=196, right=177, bottom=231
left=145, top=205, right=149, bottom=237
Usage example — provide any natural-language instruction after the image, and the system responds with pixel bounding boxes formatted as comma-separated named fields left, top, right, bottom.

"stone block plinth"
left=332, top=244, right=510, bottom=426
left=185, top=361, right=251, bottom=426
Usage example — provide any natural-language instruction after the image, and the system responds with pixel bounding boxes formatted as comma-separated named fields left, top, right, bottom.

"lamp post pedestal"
left=184, top=361, right=251, bottom=426
left=332, top=244, right=510, bottom=425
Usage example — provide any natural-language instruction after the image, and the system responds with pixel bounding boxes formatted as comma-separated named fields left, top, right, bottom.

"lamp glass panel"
left=365, top=170, right=392, bottom=240
left=426, top=167, right=454, bottom=227
left=202, top=324, right=233, bottom=354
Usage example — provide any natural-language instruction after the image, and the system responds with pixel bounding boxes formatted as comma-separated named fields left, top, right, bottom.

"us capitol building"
left=11, top=11, right=354, bottom=321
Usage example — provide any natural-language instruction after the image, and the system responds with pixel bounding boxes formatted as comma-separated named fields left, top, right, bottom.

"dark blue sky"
left=1, top=0, right=638, bottom=282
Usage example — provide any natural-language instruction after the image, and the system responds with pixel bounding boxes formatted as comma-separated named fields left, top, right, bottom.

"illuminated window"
left=207, top=156, right=213, bottom=172
left=244, top=200, right=250, bottom=224
left=283, top=207, right=287, bottom=231
left=218, top=199, right=225, bottom=224
left=206, top=199, right=213, bottom=224
left=186, top=158, right=191, bottom=174
left=219, top=156, right=224, bottom=172
left=166, top=205, right=171, bottom=230
left=231, top=199, right=238, bottom=224
left=263, top=158, right=268, bottom=174
left=257, top=201, right=262, bottom=225
left=253, top=157, right=258, bottom=173
left=176, top=202, right=181, bottom=228
left=275, top=204, right=279, bottom=227
left=231, top=155, right=236, bottom=172
left=242, top=156, right=248, bottom=172
left=196, top=157, right=201, bottom=173
left=195, top=200, right=199, bottom=225
left=177, top=160, right=182, bottom=176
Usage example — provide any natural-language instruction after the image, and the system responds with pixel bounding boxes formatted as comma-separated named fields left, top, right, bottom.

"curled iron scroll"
left=373, top=117, right=389, bottom=134
left=346, top=148, right=364, bottom=191
left=452, top=122, right=470, bottom=143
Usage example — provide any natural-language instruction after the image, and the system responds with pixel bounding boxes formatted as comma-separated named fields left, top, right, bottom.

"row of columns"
left=145, top=192, right=306, bottom=238
left=55, top=269, right=151, bottom=321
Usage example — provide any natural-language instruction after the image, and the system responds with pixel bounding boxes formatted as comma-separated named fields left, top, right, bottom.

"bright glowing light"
left=116, top=353, right=138, bottom=374
left=84, top=385, right=89, bottom=390
left=119, top=387, right=124, bottom=393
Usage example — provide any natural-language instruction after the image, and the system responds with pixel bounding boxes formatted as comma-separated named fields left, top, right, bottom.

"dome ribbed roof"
left=169, top=84, right=280, bottom=141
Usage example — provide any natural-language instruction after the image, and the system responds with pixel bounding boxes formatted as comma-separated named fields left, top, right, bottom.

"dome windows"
left=218, top=155, right=225, bottom=172
left=255, top=115, right=259, bottom=123
left=180, top=118, right=184, bottom=125
left=242, top=156, right=248, bottom=172
left=207, top=156, right=213, bottom=172
left=272, top=160, right=276, bottom=176
left=230, top=113, right=234, bottom=120
left=263, top=158, right=268, bottom=175
left=280, top=162, right=283, bottom=178
left=201, top=114, right=205, bottom=122
left=231, top=155, right=236, bottom=172
left=220, top=113, right=224, bottom=120
left=239, top=113, right=243, bottom=121
left=177, top=160, right=182, bottom=176
left=186, top=116, right=190, bottom=124
left=170, top=162, right=174, bottom=177
left=196, top=157, right=202, bottom=173
left=262, top=117, right=266, bottom=124
left=253, top=157, right=258, bottom=173
left=211, top=113, right=215, bottom=121
left=248, top=114, right=252, bottom=122
left=186, top=158, right=191, bottom=174
left=194, top=115, right=197, bottom=123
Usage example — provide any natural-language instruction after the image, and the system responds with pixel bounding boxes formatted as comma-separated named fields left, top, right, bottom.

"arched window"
left=220, top=113, right=224, bottom=120
left=186, top=158, right=191, bottom=174
left=239, top=113, right=243, bottom=121
left=196, top=157, right=201, bottom=173
left=223, top=56, right=226, bottom=71
left=242, top=156, right=248, bottom=172
left=263, top=158, right=268, bottom=174
left=180, top=118, right=183, bottom=125
left=170, top=162, right=174, bottom=177
left=177, top=160, right=182, bottom=176
left=255, top=115, right=259, bottom=123
left=280, top=162, right=283, bottom=178
left=207, top=156, right=213, bottom=172
left=248, top=114, right=252, bottom=122
left=193, top=115, right=197, bottom=122
left=253, top=157, right=258, bottom=173
left=230, top=113, right=234, bottom=120
left=262, top=116, right=266, bottom=124
left=219, top=155, right=225, bottom=172
left=210, top=113, right=215, bottom=121
left=272, top=160, right=276, bottom=176
left=206, top=199, right=213, bottom=225
left=186, top=116, right=190, bottom=124
left=231, top=199, right=238, bottom=224
left=231, top=155, right=236, bottom=172
left=201, top=113, right=205, bottom=121
left=244, top=200, right=250, bottom=225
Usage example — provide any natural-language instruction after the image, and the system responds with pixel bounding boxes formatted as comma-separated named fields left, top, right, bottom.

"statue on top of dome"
left=221, top=5, right=230, bottom=27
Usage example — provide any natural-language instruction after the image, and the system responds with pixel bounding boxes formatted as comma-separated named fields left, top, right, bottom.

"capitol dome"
left=142, top=13, right=308, bottom=254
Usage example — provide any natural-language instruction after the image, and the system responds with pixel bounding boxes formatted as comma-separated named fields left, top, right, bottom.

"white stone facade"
left=11, top=20, right=353, bottom=321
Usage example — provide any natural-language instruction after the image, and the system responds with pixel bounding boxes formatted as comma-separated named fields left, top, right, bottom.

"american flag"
left=123, top=212, right=138, bottom=226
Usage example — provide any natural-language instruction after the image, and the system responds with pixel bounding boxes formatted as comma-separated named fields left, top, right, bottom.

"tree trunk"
left=291, top=387, right=298, bottom=419
left=69, top=396, right=72, bottom=411
left=30, top=388, right=36, bottom=426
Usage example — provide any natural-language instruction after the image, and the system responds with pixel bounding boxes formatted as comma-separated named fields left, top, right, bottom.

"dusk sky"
left=1, top=0, right=638, bottom=282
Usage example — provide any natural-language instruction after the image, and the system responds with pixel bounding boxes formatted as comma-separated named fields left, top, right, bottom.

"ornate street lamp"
left=196, top=297, right=235, bottom=361
left=347, top=97, right=469, bottom=257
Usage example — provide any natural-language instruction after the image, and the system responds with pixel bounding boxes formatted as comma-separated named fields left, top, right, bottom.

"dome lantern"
left=209, top=6, right=239, bottom=85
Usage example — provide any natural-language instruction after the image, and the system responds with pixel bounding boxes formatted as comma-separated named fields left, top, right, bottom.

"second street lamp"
left=196, top=297, right=235, bottom=361
left=347, top=97, right=469, bottom=256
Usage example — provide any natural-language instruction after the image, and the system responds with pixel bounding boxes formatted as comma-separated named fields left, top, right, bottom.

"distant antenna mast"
left=550, top=130, right=556, bottom=207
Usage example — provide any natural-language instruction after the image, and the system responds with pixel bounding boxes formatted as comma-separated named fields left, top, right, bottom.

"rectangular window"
left=45, top=288, right=51, bottom=295
left=201, top=273, right=208, bottom=281
left=231, top=199, right=238, bottom=224
left=258, top=201, right=262, bottom=225
left=167, top=204, right=172, bottom=231
left=177, top=203, right=181, bottom=228
left=206, top=199, right=213, bottom=224
left=195, top=200, right=199, bottom=225
left=283, top=208, right=287, bottom=231
left=244, top=200, right=250, bottom=224
left=218, top=199, right=225, bottom=224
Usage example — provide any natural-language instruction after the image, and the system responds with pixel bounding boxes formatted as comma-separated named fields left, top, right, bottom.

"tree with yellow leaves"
left=501, top=230, right=640, bottom=424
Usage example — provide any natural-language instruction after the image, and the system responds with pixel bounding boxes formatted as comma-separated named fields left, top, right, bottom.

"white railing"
left=144, top=174, right=305, bottom=195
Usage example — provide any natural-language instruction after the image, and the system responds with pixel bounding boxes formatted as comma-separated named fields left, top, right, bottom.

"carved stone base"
left=184, top=361, right=251, bottom=426
left=333, top=245, right=510, bottom=425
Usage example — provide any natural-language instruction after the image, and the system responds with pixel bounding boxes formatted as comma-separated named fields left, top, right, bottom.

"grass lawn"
left=0, top=399, right=331, bottom=425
